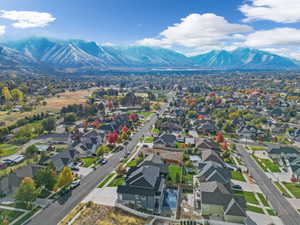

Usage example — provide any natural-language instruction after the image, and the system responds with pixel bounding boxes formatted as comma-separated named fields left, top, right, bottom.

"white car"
left=70, top=179, right=80, bottom=189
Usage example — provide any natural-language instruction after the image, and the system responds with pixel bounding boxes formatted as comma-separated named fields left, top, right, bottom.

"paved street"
left=237, top=143, right=300, bottom=225
left=26, top=93, right=172, bottom=225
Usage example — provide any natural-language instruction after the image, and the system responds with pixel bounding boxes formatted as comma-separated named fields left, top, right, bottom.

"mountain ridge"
left=0, top=37, right=299, bottom=74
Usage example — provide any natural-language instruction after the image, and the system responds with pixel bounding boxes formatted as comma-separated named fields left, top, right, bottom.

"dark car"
left=232, top=184, right=242, bottom=190
left=101, top=159, right=108, bottom=165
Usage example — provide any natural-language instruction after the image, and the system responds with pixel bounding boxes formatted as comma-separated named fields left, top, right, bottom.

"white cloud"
left=240, top=0, right=300, bottom=23
left=137, top=13, right=252, bottom=48
left=244, top=28, right=300, bottom=47
left=0, top=10, right=56, bottom=28
left=0, top=25, right=5, bottom=35
left=261, top=47, right=300, bottom=60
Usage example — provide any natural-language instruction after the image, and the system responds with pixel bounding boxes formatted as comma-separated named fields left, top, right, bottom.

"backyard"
left=168, top=165, right=182, bottom=183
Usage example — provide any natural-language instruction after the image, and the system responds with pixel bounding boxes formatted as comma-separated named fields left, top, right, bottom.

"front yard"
left=81, top=157, right=97, bottom=167
left=234, top=190, right=259, bottom=205
left=108, top=175, right=125, bottom=187
left=0, top=144, right=19, bottom=157
left=231, top=171, right=246, bottom=182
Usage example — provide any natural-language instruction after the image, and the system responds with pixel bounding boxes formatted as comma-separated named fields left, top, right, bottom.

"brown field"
left=59, top=202, right=149, bottom=225
left=0, top=88, right=96, bottom=128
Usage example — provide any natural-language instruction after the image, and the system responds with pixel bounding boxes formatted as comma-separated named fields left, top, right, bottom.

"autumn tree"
left=107, top=132, right=119, bottom=144
left=11, top=88, right=24, bottom=102
left=56, top=167, right=73, bottom=189
left=215, top=132, right=224, bottom=143
left=15, top=177, right=39, bottom=208
left=2, top=87, right=12, bottom=102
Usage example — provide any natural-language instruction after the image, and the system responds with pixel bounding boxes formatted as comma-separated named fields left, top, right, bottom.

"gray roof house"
left=0, top=164, right=43, bottom=195
left=268, top=146, right=299, bottom=159
left=153, top=133, right=177, bottom=148
left=117, top=164, right=165, bottom=214
left=50, top=149, right=79, bottom=171
left=194, top=181, right=246, bottom=223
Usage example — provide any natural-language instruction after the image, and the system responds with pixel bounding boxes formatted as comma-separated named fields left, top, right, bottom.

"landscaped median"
left=98, top=173, right=116, bottom=188
left=274, top=182, right=292, bottom=198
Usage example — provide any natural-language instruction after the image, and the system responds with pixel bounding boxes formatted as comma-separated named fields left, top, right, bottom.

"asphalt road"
left=237, top=143, right=300, bottom=225
left=26, top=94, right=172, bottom=225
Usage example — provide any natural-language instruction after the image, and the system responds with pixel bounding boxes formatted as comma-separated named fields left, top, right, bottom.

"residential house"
left=268, top=146, right=299, bottom=159
left=153, top=133, right=177, bottom=148
left=117, top=162, right=166, bottom=214
left=0, top=164, right=43, bottom=195
left=50, top=149, right=79, bottom=172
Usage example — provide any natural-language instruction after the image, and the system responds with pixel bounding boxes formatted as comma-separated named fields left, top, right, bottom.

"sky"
left=1, top=0, right=300, bottom=59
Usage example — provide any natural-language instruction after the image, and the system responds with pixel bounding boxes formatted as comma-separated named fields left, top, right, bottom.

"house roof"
left=269, top=146, right=299, bottom=155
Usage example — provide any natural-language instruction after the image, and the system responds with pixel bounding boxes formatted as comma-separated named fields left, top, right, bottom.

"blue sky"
left=0, top=0, right=300, bottom=58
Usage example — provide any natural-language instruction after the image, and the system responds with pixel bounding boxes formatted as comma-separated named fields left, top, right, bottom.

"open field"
left=0, top=88, right=95, bottom=128
left=0, top=144, right=19, bottom=157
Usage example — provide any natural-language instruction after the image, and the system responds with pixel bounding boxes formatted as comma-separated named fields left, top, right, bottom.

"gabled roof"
left=225, top=199, right=247, bottom=217
left=127, top=165, right=160, bottom=188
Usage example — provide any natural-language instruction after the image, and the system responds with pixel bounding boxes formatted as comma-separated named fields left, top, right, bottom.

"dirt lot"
left=0, top=88, right=96, bottom=128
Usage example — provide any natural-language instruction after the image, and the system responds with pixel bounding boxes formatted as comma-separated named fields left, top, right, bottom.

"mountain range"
left=0, top=37, right=299, bottom=74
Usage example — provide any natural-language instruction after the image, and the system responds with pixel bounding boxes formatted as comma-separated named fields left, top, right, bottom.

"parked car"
left=69, top=163, right=80, bottom=171
left=232, top=184, right=242, bottom=190
left=101, top=159, right=108, bottom=165
left=70, top=179, right=80, bottom=189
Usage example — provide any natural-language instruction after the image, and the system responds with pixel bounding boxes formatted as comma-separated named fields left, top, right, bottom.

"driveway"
left=82, top=187, right=117, bottom=207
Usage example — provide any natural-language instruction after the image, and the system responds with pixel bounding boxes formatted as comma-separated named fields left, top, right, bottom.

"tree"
left=215, top=132, right=224, bottom=143
left=56, top=167, right=73, bottom=189
left=35, top=167, right=57, bottom=190
left=11, top=88, right=24, bottom=102
left=25, top=145, right=38, bottom=156
left=15, top=177, right=39, bottom=208
left=2, top=87, right=12, bottom=102
left=42, top=117, right=56, bottom=133
left=96, top=145, right=109, bottom=157
left=107, top=132, right=119, bottom=144
left=64, top=112, right=76, bottom=123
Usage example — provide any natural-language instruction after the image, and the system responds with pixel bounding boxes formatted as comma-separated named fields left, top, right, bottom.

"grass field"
left=143, top=136, right=154, bottom=143
left=235, top=190, right=259, bottom=205
left=0, top=88, right=95, bottom=128
left=81, top=157, right=97, bottom=167
left=0, top=144, right=19, bottom=157
left=246, top=205, right=264, bottom=214
left=257, top=192, right=269, bottom=207
left=231, top=171, right=246, bottom=182
left=108, top=175, right=125, bottom=187
left=274, top=182, right=292, bottom=198
left=248, top=146, right=267, bottom=151
left=283, top=182, right=300, bottom=198
left=168, top=165, right=182, bottom=183
left=0, top=209, right=24, bottom=225
left=98, top=173, right=116, bottom=188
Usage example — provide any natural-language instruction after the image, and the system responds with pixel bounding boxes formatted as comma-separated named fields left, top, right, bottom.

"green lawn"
left=283, top=182, right=300, bottom=198
left=127, top=157, right=142, bottom=167
left=98, top=173, right=115, bottom=188
left=235, top=190, right=259, bottom=205
left=246, top=205, right=264, bottom=214
left=144, top=136, right=154, bottom=143
left=248, top=146, right=267, bottom=151
left=108, top=176, right=125, bottom=187
left=13, top=206, right=41, bottom=225
left=81, top=157, right=97, bottom=167
left=0, top=144, right=19, bottom=157
left=260, top=158, right=281, bottom=173
left=257, top=192, right=269, bottom=207
left=252, top=155, right=281, bottom=172
left=267, top=209, right=276, bottom=216
left=151, top=128, right=160, bottom=134
left=274, top=182, right=292, bottom=198
left=231, top=171, right=246, bottom=182
left=0, top=209, right=24, bottom=225
left=138, top=111, right=153, bottom=118
left=168, top=165, right=182, bottom=183
left=183, top=174, right=193, bottom=185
